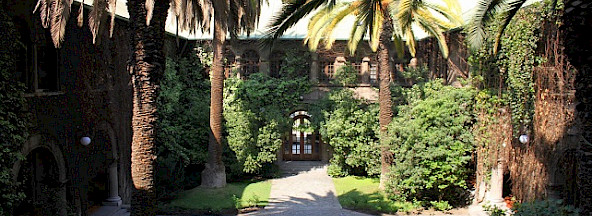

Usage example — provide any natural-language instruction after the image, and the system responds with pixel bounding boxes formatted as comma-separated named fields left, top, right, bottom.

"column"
left=310, top=52, right=319, bottom=83
left=260, top=49, right=270, bottom=76
left=486, top=159, right=505, bottom=204
left=103, top=162, right=122, bottom=206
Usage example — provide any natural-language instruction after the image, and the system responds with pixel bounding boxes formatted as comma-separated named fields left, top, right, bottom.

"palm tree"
left=267, top=0, right=461, bottom=188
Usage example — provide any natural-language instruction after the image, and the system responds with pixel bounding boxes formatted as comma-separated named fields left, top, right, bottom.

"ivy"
left=224, top=60, right=310, bottom=174
left=0, top=8, right=27, bottom=215
left=498, top=4, right=543, bottom=136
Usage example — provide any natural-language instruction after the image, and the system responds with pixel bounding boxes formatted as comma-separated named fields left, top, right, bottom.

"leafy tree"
left=386, top=80, right=476, bottom=205
left=156, top=55, right=210, bottom=197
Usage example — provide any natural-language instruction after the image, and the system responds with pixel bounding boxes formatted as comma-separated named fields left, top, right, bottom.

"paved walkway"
left=241, top=161, right=369, bottom=216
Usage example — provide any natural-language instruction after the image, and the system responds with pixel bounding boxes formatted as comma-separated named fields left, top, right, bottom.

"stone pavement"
left=240, top=161, right=369, bottom=216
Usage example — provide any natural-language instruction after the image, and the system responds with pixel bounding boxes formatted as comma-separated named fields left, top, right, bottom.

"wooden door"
left=283, top=115, right=321, bottom=161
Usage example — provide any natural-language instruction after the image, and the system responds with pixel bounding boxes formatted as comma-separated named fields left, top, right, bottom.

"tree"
left=202, top=0, right=264, bottom=188
left=267, top=0, right=461, bottom=188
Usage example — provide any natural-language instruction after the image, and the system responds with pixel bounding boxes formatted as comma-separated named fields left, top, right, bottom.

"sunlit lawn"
left=333, top=176, right=419, bottom=214
left=165, top=180, right=271, bottom=212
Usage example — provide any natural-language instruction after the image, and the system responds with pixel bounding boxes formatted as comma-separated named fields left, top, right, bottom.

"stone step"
left=278, top=161, right=327, bottom=174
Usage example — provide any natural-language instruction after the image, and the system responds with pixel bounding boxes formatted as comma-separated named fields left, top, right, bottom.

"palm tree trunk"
left=378, top=17, right=394, bottom=190
left=201, top=0, right=228, bottom=188
left=127, top=0, right=169, bottom=214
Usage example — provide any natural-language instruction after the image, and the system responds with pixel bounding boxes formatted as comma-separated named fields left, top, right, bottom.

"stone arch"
left=96, top=121, right=118, bottom=161
left=93, top=121, right=122, bottom=206
left=11, top=134, right=68, bottom=215
left=12, top=134, right=67, bottom=183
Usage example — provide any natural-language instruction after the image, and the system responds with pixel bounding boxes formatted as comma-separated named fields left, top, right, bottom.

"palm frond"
left=77, top=0, right=84, bottom=27
left=322, top=4, right=356, bottom=50
left=145, top=0, right=154, bottom=25
left=108, top=0, right=116, bottom=37
left=492, top=0, right=526, bottom=53
left=89, top=0, right=107, bottom=44
left=263, top=0, right=329, bottom=46
left=49, top=0, right=73, bottom=47
left=416, top=14, right=448, bottom=58
left=347, top=16, right=367, bottom=55
left=466, top=0, right=505, bottom=51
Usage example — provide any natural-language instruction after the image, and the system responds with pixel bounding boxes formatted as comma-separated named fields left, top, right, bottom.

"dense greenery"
left=224, top=73, right=310, bottom=174
left=156, top=55, right=210, bottom=197
left=332, top=63, right=358, bottom=86
left=497, top=4, right=542, bottom=136
left=386, top=80, right=476, bottom=205
left=0, top=9, right=27, bottom=215
left=310, top=89, right=381, bottom=177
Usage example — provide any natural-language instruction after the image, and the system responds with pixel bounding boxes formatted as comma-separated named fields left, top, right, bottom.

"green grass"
left=166, top=180, right=271, bottom=212
left=333, top=176, right=419, bottom=214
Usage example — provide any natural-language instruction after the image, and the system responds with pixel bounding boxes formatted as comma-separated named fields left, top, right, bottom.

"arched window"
left=269, top=50, right=285, bottom=78
left=284, top=111, right=321, bottom=161
left=240, top=49, right=259, bottom=78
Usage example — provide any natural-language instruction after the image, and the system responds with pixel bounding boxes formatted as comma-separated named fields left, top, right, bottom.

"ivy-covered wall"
left=0, top=6, right=27, bottom=216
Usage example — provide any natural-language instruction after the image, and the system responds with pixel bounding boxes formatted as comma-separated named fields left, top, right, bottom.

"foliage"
left=483, top=203, right=507, bottom=216
left=497, top=4, right=542, bottom=136
left=156, top=55, right=210, bottom=197
left=0, top=9, right=27, bottom=215
left=332, top=63, right=358, bottom=86
left=512, top=199, right=579, bottom=216
left=333, top=176, right=419, bottom=214
left=166, top=179, right=271, bottom=211
left=224, top=73, right=310, bottom=174
left=430, top=200, right=452, bottom=211
left=310, top=89, right=380, bottom=177
left=400, top=65, right=429, bottom=84
left=386, top=80, right=476, bottom=205
left=278, top=49, right=310, bottom=80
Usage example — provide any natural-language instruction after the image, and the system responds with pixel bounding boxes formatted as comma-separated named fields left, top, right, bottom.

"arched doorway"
left=13, top=135, right=67, bottom=216
left=283, top=111, right=322, bottom=161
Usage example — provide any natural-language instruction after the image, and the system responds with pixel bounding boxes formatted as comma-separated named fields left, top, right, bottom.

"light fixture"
left=80, top=137, right=91, bottom=146
left=519, top=134, right=529, bottom=144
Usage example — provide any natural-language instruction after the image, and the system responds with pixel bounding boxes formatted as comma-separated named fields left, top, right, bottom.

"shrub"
left=512, top=199, right=579, bottom=216
left=312, top=89, right=380, bottom=176
left=386, top=80, right=476, bottom=204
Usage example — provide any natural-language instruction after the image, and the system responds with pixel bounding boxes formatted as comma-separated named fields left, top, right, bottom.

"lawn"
left=333, top=176, right=419, bottom=214
left=165, top=179, right=271, bottom=212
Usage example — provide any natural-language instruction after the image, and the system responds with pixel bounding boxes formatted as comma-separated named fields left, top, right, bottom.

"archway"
left=12, top=135, right=67, bottom=216
left=87, top=122, right=121, bottom=211
left=283, top=111, right=322, bottom=161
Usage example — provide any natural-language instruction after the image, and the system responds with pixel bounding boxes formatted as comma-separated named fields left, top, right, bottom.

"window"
left=14, top=17, right=61, bottom=94
left=240, top=49, right=259, bottom=78
left=270, top=50, right=285, bottom=78
left=320, top=61, right=334, bottom=82
left=370, top=64, right=378, bottom=84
